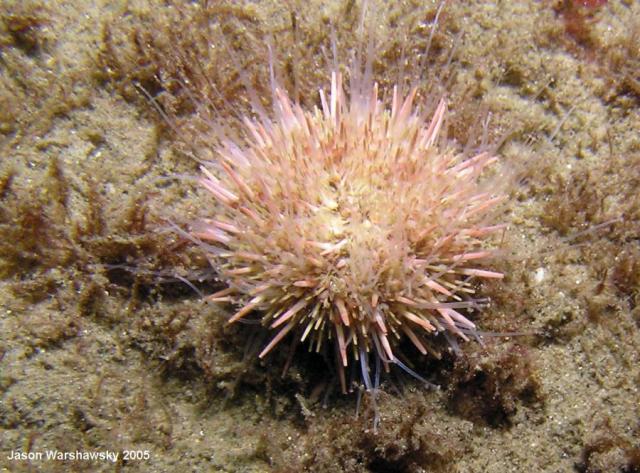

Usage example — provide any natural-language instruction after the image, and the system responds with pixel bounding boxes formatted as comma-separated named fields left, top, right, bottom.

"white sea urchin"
left=190, top=64, right=505, bottom=394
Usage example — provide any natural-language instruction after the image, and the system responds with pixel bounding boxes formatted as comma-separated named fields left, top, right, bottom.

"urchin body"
left=192, top=69, right=504, bottom=393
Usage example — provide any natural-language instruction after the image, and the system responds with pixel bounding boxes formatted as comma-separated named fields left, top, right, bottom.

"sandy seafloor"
left=0, top=0, right=639, bottom=472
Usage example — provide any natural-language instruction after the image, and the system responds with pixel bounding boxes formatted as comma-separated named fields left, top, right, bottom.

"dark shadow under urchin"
left=229, top=307, right=516, bottom=431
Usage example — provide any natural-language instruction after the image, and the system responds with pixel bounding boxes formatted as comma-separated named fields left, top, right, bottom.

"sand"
left=0, top=0, right=639, bottom=472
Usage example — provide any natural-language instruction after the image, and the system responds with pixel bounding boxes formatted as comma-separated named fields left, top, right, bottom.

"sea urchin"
left=190, top=65, right=505, bottom=394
